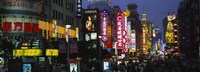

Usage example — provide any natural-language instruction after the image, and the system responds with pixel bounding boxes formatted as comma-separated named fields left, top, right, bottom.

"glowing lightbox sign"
left=13, top=49, right=42, bottom=56
left=116, top=12, right=126, bottom=51
left=46, top=49, right=59, bottom=56
left=101, top=11, right=108, bottom=42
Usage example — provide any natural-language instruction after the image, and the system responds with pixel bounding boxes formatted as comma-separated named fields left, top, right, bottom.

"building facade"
left=177, top=0, right=200, bottom=59
left=127, top=3, right=143, bottom=54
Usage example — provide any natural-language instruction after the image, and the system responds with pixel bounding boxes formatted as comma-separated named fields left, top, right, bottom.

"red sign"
left=2, top=22, right=39, bottom=33
left=14, top=22, right=22, bottom=31
left=24, top=22, right=32, bottom=32
left=3, top=22, right=12, bottom=31
left=116, top=12, right=126, bottom=49
left=33, top=24, right=39, bottom=32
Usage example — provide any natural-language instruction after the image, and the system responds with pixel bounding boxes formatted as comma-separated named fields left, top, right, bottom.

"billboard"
left=83, top=9, right=99, bottom=32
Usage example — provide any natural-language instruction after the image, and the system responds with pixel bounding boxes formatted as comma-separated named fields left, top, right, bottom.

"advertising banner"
left=69, top=38, right=78, bottom=53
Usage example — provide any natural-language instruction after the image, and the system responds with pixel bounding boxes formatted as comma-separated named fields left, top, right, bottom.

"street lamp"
left=66, top=24, right=71, bottom=71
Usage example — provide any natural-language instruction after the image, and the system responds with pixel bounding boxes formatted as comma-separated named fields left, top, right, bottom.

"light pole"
left=66, top=24, right=71, bottom=71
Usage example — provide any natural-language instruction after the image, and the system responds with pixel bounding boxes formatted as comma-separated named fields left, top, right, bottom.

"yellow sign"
left=123, top=10, right=130, bottom=17
left=46, top=49, right=59, bottom=56
left=13, top=49, right=42, bottom=56
left=13, top=49, right=24, bottom=56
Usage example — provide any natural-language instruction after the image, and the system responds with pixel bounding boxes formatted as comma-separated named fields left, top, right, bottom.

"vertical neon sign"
left=116, top=12, right=127, bottom=53
left=101, top=11, right=108, bottom=42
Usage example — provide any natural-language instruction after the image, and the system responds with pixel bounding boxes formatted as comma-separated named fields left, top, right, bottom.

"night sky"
left=82, top=0, right=180, bottom=33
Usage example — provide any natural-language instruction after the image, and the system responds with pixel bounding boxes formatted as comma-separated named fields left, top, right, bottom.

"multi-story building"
left=88, top=0, right=111, bottom=12
left=0, top=0, right=45, bottom=71
left=127, top=3, right=143, bottom=54
left=177, top=0, right=200, bottom=59
left=142, top=11, right=152, bottom=54
left=0, top=0, right=79, bottom=71
left=165, top=14, right=179, bottom=55
left=162, top=17, right=168, bottom=43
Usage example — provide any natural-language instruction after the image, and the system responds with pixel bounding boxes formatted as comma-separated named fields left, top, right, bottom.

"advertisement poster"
left=69, top=59, right=79, bottom=72
left=58, top=38, right=67, bottom=53
left=83, top=9, right=99, bottom=32
left=23, top=64, right=32, bottom=72
left=69, top=38, right=78, bottom=53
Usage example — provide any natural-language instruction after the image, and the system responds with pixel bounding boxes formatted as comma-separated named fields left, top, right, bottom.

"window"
left=55, top=11, right=57, bottom=19
left=53, top=10, right=55, bottom=19
left=58, top=12, right=60, bottom=20
left=61, top=0, right=63, bottom=7
left=61, top=13, right=63, bottom=21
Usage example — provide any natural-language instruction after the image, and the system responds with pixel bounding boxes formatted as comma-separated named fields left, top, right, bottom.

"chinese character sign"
left=100, top=10, right=108, bottom=42
left=116, top=12, right=127, bottom=52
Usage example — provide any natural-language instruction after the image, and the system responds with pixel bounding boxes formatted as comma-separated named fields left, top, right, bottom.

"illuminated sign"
left=23, top=64, right=32, bottom=72
left=105, top=23, right=112, bottom=48
left=101, top=10, right=108, bottom=42
left=3, top=22, right=39, bottom=32
left=83, top=9, right=99, bottom=32
left=13, top=49, right=42, bottom=56
left=52, top=20, right=57, bottom=37
left=84, top=9, right=98, bottom=14
left=131, top=30, right=136, bottom=52
left=116, top=12, right=126, bottom=51
left=167, top=15, right=176, bottom=21
left=77, top=0, right=82, bottom=18
left=46, top=49, right=59, bottom=56
left=91, top=32, right=97, bottom=40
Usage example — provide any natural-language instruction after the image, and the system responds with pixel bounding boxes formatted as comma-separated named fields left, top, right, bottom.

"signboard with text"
left=116, top=12, right=126, bottom=52
left=100, top=10, right=108, bottom=42
left=13, top=49, right=42, bottom=56
left=3, top=22, right=39, bottom=33
left=46, top=49, right=59, bottom=56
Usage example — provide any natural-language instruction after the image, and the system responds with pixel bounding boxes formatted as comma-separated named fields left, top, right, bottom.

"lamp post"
left=66, top=24, right=71, bottom=71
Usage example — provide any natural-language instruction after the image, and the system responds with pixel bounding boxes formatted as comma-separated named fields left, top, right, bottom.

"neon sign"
left=101, top=11, right=108, bottom=42
left=116, top=12, right=127, bottom=52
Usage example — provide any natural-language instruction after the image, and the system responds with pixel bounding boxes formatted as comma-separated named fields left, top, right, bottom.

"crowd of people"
left=109, top=54, right=200, bottom=72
